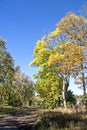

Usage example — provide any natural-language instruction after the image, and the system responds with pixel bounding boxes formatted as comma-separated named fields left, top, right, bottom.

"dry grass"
left=38, top=105, right=87, bottom=115
left=36, top=107, right=87, bottom=130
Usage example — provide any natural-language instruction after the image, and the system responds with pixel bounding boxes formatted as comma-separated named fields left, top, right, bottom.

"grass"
left=36, top=107, right=87, bottom=130
left=36, top=128, right=83, bottom=130
left=0, top=105, right=22, bottom=115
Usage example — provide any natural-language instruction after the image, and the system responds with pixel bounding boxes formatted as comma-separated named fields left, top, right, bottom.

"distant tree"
left=14, top=71, right=34, bottom=106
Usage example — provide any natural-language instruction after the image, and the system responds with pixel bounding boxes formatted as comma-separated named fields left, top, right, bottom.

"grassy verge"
left=36, top=108, right=87, bottom=130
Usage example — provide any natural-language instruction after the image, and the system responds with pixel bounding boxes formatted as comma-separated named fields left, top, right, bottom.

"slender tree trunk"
left=81, top=63, right=86, bottom=95
left=0, top=93, right=3, bottom=105
left=82, top=72, right=86, bottom=95
left=62, top=79, right=67, bottom=108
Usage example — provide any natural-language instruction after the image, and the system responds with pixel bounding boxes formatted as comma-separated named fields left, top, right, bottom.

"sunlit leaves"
left=30, top=40, right=61, bottom=106
left=48, top=41, right=84, bottom=74
left=57, top=12, right=87, bottom=45
left=34, top=66, right=61, bottom=103
left=30, top=40, right=51, bottom=67
left=47, top=28, right=62, bottom=40
left=56, top=12, right=87, bottom=95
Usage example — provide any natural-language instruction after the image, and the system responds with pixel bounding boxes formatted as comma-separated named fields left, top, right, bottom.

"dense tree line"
left=0, top=38, right=34, bottom=107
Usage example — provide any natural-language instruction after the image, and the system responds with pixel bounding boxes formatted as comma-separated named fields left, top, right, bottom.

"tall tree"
left=57, top=13, right=87, bottom=95
left=30, top=40, right=61, bottom=108
left=0, top=38, right=15, bottom=105
left=47, top=41, right=83, bottom=107
left=0, top=38, right=7, bottom=84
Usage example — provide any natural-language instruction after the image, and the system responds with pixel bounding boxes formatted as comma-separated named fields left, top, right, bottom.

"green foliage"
left=34, top=66, right=61, bottom=108
left=30, top=40, right=62, bottom=108
left=8, top=92, right=22, bottom=107
left=14, top=71, right=34, bottom=106
left=0, top=38, right=34, bottom=107
left=80, top=94, right=87, bottom=106
left=66, top=90, right=76, bottom=107
left=0, top=38, right=7, bottom=84
left=44, top=100, right=54, bottom=109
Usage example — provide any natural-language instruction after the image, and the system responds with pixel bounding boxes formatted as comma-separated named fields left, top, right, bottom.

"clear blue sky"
left=0, top=0, right=86, bottom=95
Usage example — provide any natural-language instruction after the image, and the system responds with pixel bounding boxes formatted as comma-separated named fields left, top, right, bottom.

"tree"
left=0, top=38, right=7, bottom=84
left=13, top=70, right=34, bottom=107
left=30, top=40, right=62, bottom=108
left=0, top=38, right=15, bottom=105
left=57, top=12, right=87, bottom=95
left=66, top=90, right=76, bottom=107
left=34, top=66, right=61, bottom=108
left=47, top=41, right=83, bottom=107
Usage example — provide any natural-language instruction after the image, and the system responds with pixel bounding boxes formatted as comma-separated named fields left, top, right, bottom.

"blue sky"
left=0, top=0, right=86, bottom=95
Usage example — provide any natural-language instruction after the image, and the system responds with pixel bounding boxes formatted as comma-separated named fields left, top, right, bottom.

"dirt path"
left=0, top=107, right=38, bottom=130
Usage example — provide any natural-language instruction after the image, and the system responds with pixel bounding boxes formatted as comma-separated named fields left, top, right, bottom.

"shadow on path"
left=0, top=107, right=38, bottom=130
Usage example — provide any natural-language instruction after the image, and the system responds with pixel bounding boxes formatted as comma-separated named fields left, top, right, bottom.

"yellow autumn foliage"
left=47, top=41, right=84, bottom=74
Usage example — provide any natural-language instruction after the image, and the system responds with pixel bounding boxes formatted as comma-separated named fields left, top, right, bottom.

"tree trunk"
left=82, top=72, right=86, bottom=95
left=81, top=63, right=86, bottom=95
left=62, top=79, right=67, bottom=108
